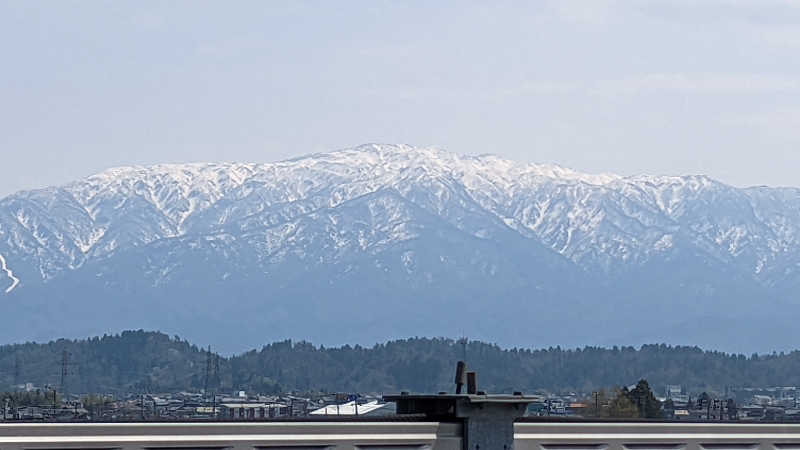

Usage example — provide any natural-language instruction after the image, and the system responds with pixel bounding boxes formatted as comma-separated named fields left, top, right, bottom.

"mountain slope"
left=0, top=144, right=798, bottom=353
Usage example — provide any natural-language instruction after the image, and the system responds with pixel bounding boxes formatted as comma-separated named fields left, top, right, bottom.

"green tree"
left=625, top=379, right=663, bottom=419
left=582, top=388, right=640, bottom=418
left=608, top=388, right=640, bottom=418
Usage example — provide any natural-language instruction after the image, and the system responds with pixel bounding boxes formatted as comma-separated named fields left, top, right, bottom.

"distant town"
left=6, top=332, right=800, bottom=423
left=4, top=382, right=800, bottom=422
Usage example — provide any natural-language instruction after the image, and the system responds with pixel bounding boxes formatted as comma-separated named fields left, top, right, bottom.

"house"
left=673, top=409, right=690, bottom=420
left=309, top=401, right=391, bottom=416
left=219, top=403, right=289, bottom=419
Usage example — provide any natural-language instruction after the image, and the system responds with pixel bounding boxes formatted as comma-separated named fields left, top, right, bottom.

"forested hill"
left=2, top=331, right=800, bottom=395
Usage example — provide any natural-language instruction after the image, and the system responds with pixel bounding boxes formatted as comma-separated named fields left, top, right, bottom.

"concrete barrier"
left=0, top=421, right=462, bottom=450
left=515, top=422, right=800, bottom=450
left=2, top=421, right=800, bottom=450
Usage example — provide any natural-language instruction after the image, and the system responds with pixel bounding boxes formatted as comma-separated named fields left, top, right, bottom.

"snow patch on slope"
left=0, top=253, right=20, bottom=293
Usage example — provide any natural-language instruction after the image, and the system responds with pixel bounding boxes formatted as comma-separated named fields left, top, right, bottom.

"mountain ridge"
left=0, top=144, right=797, bottom=353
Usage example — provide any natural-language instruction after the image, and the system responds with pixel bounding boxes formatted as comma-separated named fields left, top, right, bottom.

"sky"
left=2, top=0, right=800, bottom=197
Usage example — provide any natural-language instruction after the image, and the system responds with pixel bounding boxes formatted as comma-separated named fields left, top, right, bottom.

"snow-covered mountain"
left=1, top=144, right=798, bottom=353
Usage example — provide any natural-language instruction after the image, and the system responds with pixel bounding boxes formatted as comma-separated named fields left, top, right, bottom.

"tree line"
left=1, top=331, right=800, bottom=395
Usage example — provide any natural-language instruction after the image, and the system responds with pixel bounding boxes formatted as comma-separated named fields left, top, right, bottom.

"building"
left=218, top=403, right=289, bottom=419
left=310, top=401, right=391, bottom=416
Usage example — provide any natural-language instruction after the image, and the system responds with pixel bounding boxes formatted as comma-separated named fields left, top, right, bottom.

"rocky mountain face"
left=1, top=144, right=798, bottom=353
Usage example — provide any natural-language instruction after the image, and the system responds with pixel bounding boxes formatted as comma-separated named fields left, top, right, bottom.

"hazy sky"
left=2, top=1, right=800, bottom=197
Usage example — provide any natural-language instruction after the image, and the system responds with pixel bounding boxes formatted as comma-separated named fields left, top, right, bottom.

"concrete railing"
left=515, top=422, right=800, bottom=450
left=3, top=421, right=800, bottom=450
left=0, top=421, right=462, bottom=450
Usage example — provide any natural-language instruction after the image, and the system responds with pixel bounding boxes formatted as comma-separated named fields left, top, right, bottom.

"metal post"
left=467, top=372, right=477, bottom=395
left=455, top=361, right=467, bottom=394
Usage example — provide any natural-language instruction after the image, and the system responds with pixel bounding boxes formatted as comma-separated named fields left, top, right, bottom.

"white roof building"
left=310, top=401, right=389, bottom=416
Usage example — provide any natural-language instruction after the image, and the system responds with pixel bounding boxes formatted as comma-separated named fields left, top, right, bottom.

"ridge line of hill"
left=2, top=330, right=799, bottom=395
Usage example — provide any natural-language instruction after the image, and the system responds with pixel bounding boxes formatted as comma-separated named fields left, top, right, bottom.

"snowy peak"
left=0, top=144, right=798, bottom=291
left=319, top=143, right=622, bottom=186
left=60, top=144, right=692, bottom=206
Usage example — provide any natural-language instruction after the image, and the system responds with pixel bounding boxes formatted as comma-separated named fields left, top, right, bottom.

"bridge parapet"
left=3, top=421, right=800, bottom=450
left=515, top=422, right=800, bottom=450
left=0, top=421, right=462, bottom=450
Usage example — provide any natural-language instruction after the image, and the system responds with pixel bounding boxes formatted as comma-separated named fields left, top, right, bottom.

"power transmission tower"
left=58, top=350, right=78, bottom=399
left=458, top=336, right=468, bottom=362
left=204, top=346, right=212, bottom=396
left=61, top=350, right=69, bottom=395
left=213, top=354, right=220, bottom=388
left=211, top=353, right=220, bottom=418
